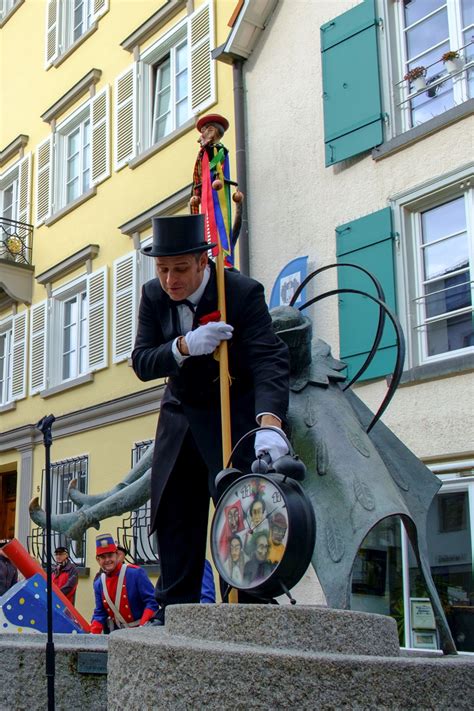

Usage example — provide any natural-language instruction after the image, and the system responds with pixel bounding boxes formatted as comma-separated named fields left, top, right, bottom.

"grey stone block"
left=166, top=603, right=400, bottom=656
left=107, top=605, right=474, bottom=711
left=0, top=633, right=108, bottom=711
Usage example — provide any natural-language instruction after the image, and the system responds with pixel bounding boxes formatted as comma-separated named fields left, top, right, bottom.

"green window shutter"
left=336, top=207, right=397, bottom=382
left=321, top=0, right=383, bottom=166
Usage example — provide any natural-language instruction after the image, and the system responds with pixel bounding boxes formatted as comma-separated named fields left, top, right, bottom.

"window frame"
left=56, top=103, right=92, bottom=212
left=392, top=166, right=474, bottom=369
left=139, top=18, right=188, bottom=152
left=50, top=274, right=88, bottom=387
left=378, top=0, right=473, bottom=140
left=0, top=163, right=19, bottom=223
left=0, top=322, right=13, bottom=405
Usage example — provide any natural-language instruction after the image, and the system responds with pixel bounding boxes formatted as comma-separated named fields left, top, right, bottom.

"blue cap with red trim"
left=95, top=534, right=117, bottom=555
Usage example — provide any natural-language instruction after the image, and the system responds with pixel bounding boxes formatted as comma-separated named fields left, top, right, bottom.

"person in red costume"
left=90, top=534, right=158, bottom=634
left=52, top=546, right=78, bottom=604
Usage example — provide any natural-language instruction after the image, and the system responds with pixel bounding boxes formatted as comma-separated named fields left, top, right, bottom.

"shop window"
left=407, top=479, right=473, bottom=652
left=438, top=491, right=467, bottom=532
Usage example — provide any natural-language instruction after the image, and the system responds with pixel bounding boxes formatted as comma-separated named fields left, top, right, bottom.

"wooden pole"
left=215, top=248, right=232, bottom=467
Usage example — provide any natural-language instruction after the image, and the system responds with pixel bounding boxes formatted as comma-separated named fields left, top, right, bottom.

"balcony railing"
left=0, top=217, right=33, bottom=265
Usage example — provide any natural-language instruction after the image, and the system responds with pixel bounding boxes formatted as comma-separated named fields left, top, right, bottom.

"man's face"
left=250, top=501, right=264, bottom=527
left=96, top=552, right=119, bottom=574
left=255, top=536, right=269, bottom=562
left=271, top=523, right=287, bottom=545
left=227, top=507, right=239, bottom=533
left=230, top=538, right=242, bottom=563
left=54, top=551, right=68, bottom=565
left=155, top=253, right=207, bottom=301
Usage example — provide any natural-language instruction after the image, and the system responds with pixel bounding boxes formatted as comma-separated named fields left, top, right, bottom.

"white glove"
left=185, top=321, right=233, bottom=356
left=254, top=428, right=288, bottom=463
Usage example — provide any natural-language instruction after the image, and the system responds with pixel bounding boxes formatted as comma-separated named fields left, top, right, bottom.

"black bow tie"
left=173, top=299, right=196, bottom=312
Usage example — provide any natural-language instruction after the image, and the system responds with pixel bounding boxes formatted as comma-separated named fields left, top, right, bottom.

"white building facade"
left=223, top=0, right=473, bottom=652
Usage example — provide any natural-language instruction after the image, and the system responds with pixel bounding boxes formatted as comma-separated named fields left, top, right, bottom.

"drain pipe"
left=232, top=59, right=249, bottom=276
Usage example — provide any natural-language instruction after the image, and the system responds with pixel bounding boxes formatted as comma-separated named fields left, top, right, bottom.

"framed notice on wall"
left=410, top=598, right=436, bottom=630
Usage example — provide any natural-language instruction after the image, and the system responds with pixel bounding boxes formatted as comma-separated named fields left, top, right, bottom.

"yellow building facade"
left=0, top=0, right=237, bottom=620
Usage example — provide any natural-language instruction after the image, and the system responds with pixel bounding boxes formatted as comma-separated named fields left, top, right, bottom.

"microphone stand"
left=37, top=414, right=56, bottom=711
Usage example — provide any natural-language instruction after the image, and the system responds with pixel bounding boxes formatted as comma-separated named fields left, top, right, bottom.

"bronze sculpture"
left=30, top=301, right=456, bottom=653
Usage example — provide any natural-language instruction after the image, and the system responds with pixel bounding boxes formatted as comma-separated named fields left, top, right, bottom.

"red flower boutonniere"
left=199, top=310, right=221, bottom=325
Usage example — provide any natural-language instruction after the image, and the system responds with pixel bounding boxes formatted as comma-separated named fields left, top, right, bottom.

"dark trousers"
left=154, top=429, right=275, bottom=607
left=154, top=431, right=211, bottom=606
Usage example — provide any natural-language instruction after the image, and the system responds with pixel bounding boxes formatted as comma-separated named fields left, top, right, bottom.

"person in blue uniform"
left=90, top=534, right=158, bottom=633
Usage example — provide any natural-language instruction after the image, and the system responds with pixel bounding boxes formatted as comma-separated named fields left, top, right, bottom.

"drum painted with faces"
left=211, top=472, right=316, bottom=599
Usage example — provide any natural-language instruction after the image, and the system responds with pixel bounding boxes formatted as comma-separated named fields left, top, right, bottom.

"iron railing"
left=27, top=527, right=87, bottom=568
left=0, top=217, right=33, bottom=265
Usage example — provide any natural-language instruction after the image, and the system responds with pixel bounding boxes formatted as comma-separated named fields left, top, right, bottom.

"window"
left=0, top=313, right=27, bottom=405
left=350, top=464, right=474, bottom=652
left=0, top=0, right=22, bottom=23
left=61, top=289, right=88, bottom=381
left=152, top=41, right=189, bottom=144
left=45, top=0, right=108, bottom=67
left=30, top=268, right=107, bottom=395
left=320, top=1, right=473, bottom=164
left=0, top=327, right=12, bottom=404
left=0, top=155, right=30, bottom=226
left=35, top=89, right=109, bottom=225
left=393, top=0, right=473, bottom=131
left=397, top=170, right=473, bottom=366
left=65, top=118, right=91, bottom=204
left=114, top=0, right=215, bottom=169
left=29, top=455, right=89, bottom=567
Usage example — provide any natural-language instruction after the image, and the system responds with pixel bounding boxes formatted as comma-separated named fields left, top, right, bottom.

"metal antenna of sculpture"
left=29, top=264, right=457, bottom=654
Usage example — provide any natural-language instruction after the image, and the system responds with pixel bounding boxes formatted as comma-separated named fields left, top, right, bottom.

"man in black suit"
left=132, top=214, right=289, bottom=614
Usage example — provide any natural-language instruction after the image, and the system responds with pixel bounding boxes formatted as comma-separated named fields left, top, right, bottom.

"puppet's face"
left=199, top=123, right=221, bottom=147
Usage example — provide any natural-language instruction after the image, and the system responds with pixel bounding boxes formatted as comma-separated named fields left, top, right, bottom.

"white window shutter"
left=30, top=300, right=48, bottom=395
left=91, top=86, right=110, bottom=185
left=17, top=153, right=31, bottom=226
left=188, top=0, right=215, bottom=115
left=114, top=64, right=137, bottom=171
left=113, top=251, right=137, bottom=363
left=35, top=136, right=53, bottom=226
left=45, top=0, right=59, bottom=67
left=11, top=311, right=27, bottom=401
left=87, top=266, right=108, bottom=372
left=92, top=0, right=109, bottom=21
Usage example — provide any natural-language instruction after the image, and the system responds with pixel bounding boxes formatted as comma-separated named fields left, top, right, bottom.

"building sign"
left=269, top=257, right=308, bottom=309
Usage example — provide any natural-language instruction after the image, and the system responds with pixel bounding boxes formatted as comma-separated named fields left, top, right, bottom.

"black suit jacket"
left=132, top=261, right=289, bottom=530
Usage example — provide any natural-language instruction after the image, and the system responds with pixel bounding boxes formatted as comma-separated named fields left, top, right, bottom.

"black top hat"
left=141, top=215, right=217, bottom=257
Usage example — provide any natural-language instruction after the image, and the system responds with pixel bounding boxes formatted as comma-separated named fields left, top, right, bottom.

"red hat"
left=95, top=533, right=117, bottom=555
left=196, top=113, right=229, bottom=133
